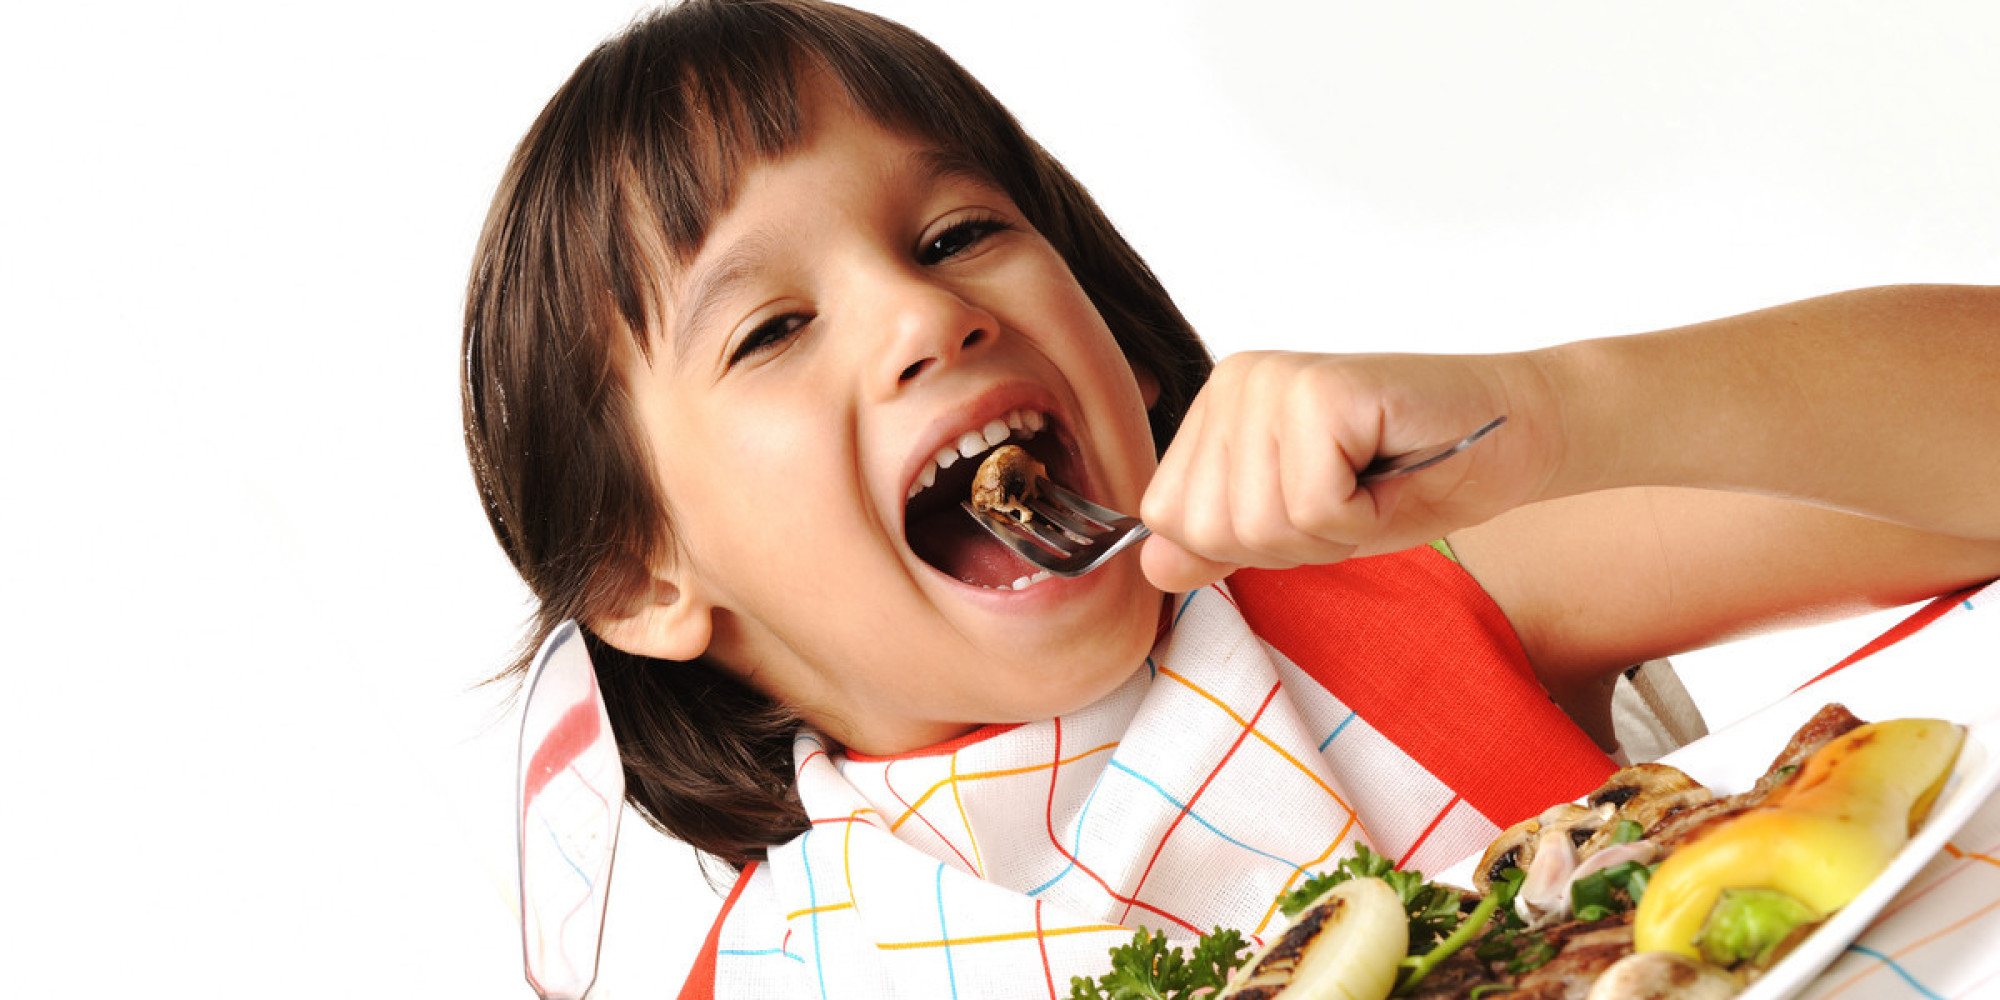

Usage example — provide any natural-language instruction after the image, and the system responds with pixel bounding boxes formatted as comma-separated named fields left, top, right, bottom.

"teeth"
left=1006, top=570, right=1053, bottom=590
left=908, top=408, right=1048, bottom=499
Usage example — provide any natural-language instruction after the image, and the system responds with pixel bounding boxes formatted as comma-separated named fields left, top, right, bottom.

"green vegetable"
left=1067, top=927, right=1248, bottom=1000
left=1607, top=819, right=1645, bottom=845
left=1570, top=860, right=1655, bottom=922
left=1278, top=844, right=1465, bottom=954
left=1394, top=883, right=1504, bottom=994
left=1471, top=871, right=1558, bottom=976
left=1692, top=887, right=1821, bottom=968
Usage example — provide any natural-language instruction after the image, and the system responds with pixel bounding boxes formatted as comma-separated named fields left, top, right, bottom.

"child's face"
left=610, top=85, right=1166, bottom=755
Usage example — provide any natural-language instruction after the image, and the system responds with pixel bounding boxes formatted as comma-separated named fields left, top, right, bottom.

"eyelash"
left=726, top=214, right=1016, bottom=366
left=919, top=214, right=1012, bottom=265
left=730, top=313, right=810, bottom=365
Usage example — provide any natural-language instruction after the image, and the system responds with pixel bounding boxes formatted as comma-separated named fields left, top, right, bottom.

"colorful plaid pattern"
left=694, top=576, right=1521, bottom=999
left=1763, top=584, right=2000, bottom=1000
left=687, top=574, right=2000, bottom=1000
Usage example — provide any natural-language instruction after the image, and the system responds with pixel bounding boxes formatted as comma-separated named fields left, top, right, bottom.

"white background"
left=3, top=2, right=1995, bottom=997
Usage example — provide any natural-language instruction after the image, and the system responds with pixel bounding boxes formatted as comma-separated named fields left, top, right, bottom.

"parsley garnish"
left=1569, top=860, right=1655, bottom=922
left=1277, top=844, right=1466, bottom=954
left=1067, top=927, right=1248, bottom=1000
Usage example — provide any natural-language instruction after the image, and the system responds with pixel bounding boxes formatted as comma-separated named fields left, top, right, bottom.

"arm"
left=1453, top=284, right=2000, bottom=732
left=1140, top=285, right=2000, bottom=729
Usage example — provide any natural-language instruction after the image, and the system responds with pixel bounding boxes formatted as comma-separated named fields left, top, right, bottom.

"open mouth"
left=905, top=408, right=1075, bottom=590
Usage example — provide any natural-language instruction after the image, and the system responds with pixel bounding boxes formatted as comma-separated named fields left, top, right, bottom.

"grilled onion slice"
left=1217, top=877, right=1408, bottom=1000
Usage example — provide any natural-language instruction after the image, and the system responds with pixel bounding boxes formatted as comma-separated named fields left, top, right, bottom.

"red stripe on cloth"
left=1034, top=899, right=1058, bottom=1000
left=1395, top=795, right=1461, bottom=870
left=1230, top=548, right=1616, bottom=830
left=843, top=723, right=1025, bottom=762
left=1797, top=582, right=1989, bottom=690
left=1043, top=718, right=1204, bottom=935
left=1119, top=682, right=1283, bottom=924
left=678, top=860, right=760, bottom=1000
left=883, top=758, right=978, bottom=874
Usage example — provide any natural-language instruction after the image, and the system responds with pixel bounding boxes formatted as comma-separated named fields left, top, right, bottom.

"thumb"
left=1139, top=534, right=1238, bottom=594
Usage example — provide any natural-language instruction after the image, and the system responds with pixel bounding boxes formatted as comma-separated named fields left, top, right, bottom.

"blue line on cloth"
left=1105, top=759, right=1306, bottom=874
left=799, top=829, right=830, bottom=1000
left=718, top=948, right=808, bottom=964
left=1318, top=710, right=1358, bottom=753
left=936, top=863, right=961, bottom=999
left=1173, top=590, right=1200, bottom=626
left=538, top=812, right=592, bottom=888
left=1846, top=945, right=1947, bottom=1000
left=1026, top=778, right=1108, bottom=897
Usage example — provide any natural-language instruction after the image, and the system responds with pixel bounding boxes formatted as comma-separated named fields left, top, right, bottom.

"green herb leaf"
left=1569, top=860, right=1656, bottom=922
left=1278, top=844, right=1464, bottom=955
left=1278, top=843, right=1396, bottom=917
left=1067, top=927, right=1248, bottom=1000
left=1474, top=927, right=1558, bottom=976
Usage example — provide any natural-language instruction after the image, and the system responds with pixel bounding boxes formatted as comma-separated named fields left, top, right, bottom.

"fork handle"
left=1355, top=416, right=1507, bottom=484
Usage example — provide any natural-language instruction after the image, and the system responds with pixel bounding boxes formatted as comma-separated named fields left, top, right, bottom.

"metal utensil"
left=962, top=415, right=1507, bottom=579
left=517, top=621, right=624, bottom=1000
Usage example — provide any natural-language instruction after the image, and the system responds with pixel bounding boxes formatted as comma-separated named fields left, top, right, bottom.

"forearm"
left=1527, top=284, right=2000, bottom=540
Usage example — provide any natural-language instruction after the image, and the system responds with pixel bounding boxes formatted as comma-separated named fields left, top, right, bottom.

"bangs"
left=570, top=1, right=1041, bottom=352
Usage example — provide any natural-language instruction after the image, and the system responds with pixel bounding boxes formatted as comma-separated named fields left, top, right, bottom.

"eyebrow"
left=666, top=146, right=1004, bottom=368
left=670, top=230, right=776, bottom=370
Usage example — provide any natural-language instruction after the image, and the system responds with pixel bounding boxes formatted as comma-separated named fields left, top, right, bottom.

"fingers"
left=1141, top=353, right=1383, bottom=576
left=1139, top=533, right=1238, bottom=594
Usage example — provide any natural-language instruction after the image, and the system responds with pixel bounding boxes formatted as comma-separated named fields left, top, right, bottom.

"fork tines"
left=961, top=499, right=1098, bottom=557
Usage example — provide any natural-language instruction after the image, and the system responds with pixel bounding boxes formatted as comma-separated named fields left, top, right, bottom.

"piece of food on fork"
left=970, top=444, right=1045, bottom=524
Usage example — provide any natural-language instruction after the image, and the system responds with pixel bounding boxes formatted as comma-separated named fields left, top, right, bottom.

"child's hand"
left=1137, top=350, right=1551, bottom=593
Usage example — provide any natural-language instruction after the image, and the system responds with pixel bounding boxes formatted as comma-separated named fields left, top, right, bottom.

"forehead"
left=653, top=90, right=1007, bottom=360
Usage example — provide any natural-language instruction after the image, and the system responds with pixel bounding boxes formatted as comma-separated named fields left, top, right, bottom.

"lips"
left=904, top=407, right=1077, bottom=589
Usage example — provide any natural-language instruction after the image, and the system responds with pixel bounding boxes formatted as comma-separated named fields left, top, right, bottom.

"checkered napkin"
left=703, top=584, right=1507, bottom=999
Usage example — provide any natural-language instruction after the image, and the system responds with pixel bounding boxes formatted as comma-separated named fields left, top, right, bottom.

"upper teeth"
left=909, top=408, right=1046, bottom=498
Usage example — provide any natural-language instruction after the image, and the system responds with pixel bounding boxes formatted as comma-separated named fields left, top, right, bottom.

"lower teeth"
left=1004, top=571, right=1052, bottom=591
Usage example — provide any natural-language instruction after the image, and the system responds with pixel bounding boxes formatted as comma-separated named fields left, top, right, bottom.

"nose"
left=872, top=272, right=995, bottom=394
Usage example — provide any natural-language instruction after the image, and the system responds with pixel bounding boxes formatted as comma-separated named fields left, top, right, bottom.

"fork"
left=960, top=415, right=1507, bottom=578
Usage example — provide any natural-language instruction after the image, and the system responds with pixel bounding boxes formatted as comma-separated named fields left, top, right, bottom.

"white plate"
left=1431, top=715, right=2000, bottom=998
left=1731, top=717, right=2000, bottom=1000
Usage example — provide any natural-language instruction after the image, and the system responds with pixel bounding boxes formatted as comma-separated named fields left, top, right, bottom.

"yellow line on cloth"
left=875, top=923, right=1131, bottom=951
left=786, top=901, right=854, bottom=921
left=887, top=741, right=1120, bottom=832
left=1157, top=666, right=1355, bottom=815
left=949, top=748, right=986, bottom=878
left=1251, top=818, right=1363, bottom=938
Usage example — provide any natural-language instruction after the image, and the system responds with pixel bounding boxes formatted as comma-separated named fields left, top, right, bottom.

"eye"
left=728, top=312, right=811, bottom=366
left=918, top=215, right=1012, bottom=266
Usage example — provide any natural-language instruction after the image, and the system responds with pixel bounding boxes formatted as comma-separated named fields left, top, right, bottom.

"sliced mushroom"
left=1583, top=950, right=1743, bottom=1000
left=969, top=444, right=1044, bottom=523
left=1581, top=763, right=1715, bottom=854
left=1475, top=802, right=1613, bottom=893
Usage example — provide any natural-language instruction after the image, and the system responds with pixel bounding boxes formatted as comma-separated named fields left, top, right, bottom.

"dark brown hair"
left=462, top=0, right=1212, bottom=869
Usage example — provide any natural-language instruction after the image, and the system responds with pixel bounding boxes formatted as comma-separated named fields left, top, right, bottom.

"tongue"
left=908, top=505, right=1038, bottom=588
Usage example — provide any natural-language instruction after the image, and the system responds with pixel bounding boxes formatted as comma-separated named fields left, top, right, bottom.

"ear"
left=591, top=570, right=715, bottom=663
left=1132, top=361, right=1162, bottom=410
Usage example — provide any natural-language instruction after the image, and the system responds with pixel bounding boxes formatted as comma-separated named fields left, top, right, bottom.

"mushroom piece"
left=1583, top=950, right=1743, bottom=1000
left=1581, top=763, right=1715, bottom=855
left=970, top=444, right=1044, bottom=523
left=1474, top=802, right=1614, bottom=893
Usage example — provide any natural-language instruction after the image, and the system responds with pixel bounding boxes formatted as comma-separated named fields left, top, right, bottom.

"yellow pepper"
left=1634, top=717, right=1964, bottom=962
